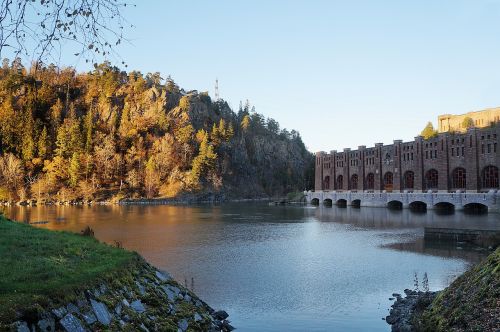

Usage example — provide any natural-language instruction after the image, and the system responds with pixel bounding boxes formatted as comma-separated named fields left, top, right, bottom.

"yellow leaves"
left=179, top=95, right=190, bottom=111
left=241, top=115, right=251, bottom=132
left=196, top=129, right=208, bottom=143
left=174, top=124, right=194, bottom=144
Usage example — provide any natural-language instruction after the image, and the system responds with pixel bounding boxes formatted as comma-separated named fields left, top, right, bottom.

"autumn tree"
left=421, top=122, right=438, bottom=139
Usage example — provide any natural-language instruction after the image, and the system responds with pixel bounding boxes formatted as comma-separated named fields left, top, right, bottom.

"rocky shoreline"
left=6, top=261, right=234, bottom=332
left=386, top=289, right=438, bottom=332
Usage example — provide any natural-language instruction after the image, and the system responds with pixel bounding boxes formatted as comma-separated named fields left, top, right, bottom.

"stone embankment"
left=385, top=289, right=438, bottom=332
left=8, top=262, right=234, bottom=332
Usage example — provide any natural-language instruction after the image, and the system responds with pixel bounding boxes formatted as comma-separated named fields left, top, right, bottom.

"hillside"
left=0, top=60, right=314, bottom=203
left=419, top=247, right=499, bottom=331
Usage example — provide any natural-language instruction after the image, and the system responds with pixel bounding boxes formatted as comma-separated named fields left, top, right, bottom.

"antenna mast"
left=215, top=78, right=220, bottom=101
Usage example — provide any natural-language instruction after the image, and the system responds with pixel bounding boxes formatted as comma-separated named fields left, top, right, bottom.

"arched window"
left=323, top=176, right=330, bottom=190
left=482, top=166, right=499, bottom=189
left=336, top=175, right=343, bottom=190
left=366, top=173, right=375, bottom=190
left=383, top=172, right=393, bottom=191
left=350, top=174, right=358, bottom=190
left=451, top=168, right=466, bottom=189
left=425, top=169, right=438, bottom=189
left=403, top=171, right=414, bottom=189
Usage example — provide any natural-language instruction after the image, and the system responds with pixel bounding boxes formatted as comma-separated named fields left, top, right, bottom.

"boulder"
left=213, top=310, right=229, bottom=320
left=90, top=299, right=112, bottom=326
left=131, top=299, right=146, bottom=313
left=59, top=313, right=87, bottom=332
left=155, top=270, right=172, bottom=282
left=178, top=319, right=189, bottom=331
left=38, top=318, right=55, bottom=331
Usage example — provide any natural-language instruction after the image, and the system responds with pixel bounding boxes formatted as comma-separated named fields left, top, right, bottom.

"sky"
left=27, top=1, right=500, bottom=152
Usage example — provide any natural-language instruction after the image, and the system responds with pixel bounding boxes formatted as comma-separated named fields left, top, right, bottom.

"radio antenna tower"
left=214, top=78, right=220, bottom=101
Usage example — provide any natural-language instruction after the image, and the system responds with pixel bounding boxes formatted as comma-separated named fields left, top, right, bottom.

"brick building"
left=315, top=125, right=500, bottom=193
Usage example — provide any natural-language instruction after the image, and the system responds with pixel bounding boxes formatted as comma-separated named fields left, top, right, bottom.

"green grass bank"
left=0, top=216, right=233, bottom=331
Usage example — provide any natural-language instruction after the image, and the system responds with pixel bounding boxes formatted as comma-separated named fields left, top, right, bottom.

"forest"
left=0, top=60, right=314, bottom=203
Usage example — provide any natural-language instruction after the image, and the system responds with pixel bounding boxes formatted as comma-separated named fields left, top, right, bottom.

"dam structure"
left=306, top=116, right=500, bottom=213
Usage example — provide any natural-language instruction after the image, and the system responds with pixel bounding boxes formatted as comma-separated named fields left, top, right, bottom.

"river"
left=4, top=203, right=498, bottom=331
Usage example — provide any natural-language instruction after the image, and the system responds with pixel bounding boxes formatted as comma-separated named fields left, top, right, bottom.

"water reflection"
left=2, top=203, right=496, bottom=332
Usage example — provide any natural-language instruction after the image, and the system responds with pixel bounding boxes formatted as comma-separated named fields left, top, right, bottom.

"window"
left=404, top=171, right=414, bottom=189
left=488, top=144, right=491, bottom=153
left=482, top=166, right=499, bottom=188
left=451, top=148, right=454, bottom=156
left=383, top=172, right=393, bottom=192
left=366, top=173, right=375, bottom=190
left=351, top=174, right=359, bottom=190
left=425, top=169, right=438, bottom=189
left=336, top=175, right=343, bottom=190
left=323, top=176, right=330, bottom=190
left=451, top=168, right=466, bottom=189
left=482, top=144, right=485, bottom=154
left=461, top=147, right=464, bottom=156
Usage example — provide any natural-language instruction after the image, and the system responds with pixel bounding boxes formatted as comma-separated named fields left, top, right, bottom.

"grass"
left=0, top=215, right=138, bottom=323
left=417, top=247, right=500, bottom=331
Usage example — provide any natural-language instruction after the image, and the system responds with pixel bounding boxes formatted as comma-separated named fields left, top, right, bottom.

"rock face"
left=9, top=262, right=234, bottom=332
left=386, top=289, right=438, bottom=332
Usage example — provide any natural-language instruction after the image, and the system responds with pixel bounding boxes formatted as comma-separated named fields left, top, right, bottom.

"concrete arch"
left=351, top=199, right=361, bottom=208
left=464, top=203, right=488, bottom=214
left=387, top=200, right=403, bottom=210
left=434, top=202, right=455, bottom=213
left=323, top=198, right=333, bottom=207
left=336, top=198, right=347, bottom=207
left=409, top=201, right=427, bottom=212
left=310, top=198, right=319, bottom=205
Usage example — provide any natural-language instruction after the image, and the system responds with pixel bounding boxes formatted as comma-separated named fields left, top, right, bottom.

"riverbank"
left=0, top=217, right=233, bottom=331
left=386, top=247, right=500, bottom=331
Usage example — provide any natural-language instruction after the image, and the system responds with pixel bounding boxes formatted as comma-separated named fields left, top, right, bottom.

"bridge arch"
left=481, top=165, right=499, bottom=190
left=434, top=202, right=455, bottom=213
left=409, top=201, right=427, bottom=212
left=310, top=198, right=319, bottom=205
left=464, top=202, right=488, bottom=214
left=451, top=167, right=466, bottom=190
left=387, top=200, right=403, bottom=210
left=323, top=198, right=333, bottom=206
left=336, top=198, right=347, bottom=207
left=351, top=199, right=361, bottom=208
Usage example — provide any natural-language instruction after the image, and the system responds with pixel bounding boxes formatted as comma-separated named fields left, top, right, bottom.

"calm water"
left=4, top=203, right=498, bottom=331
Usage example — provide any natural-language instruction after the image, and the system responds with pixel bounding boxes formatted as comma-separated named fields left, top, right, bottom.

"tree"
left=421, top=122, right=438, bottom=139
left=462, top=117, right=474, bottom=130
left=69, top=153, right=80, bottom=188
left=0, top=0, right=131, bottom=66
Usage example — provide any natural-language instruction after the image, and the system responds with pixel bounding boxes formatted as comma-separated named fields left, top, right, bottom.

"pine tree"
left=69, top=152, right=80, bottom=188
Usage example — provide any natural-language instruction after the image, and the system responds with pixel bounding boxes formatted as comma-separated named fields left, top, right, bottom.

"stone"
left=184, top=294, right=192, bottom=302
left=122, top=298, right=130, bottom=307
left=59, top=313, right=87, bottom=332
left=194, top=313, right=202, bottom=322
left=123, top=315, right=131, bottom=322
left=90, top=299, right=112, bottom=326
left=38, top=318, right=55, bottom=331
left=13, top=321, right=30, bottom=332
left=82, top=312, right=97, bottom=325
left=115, top=303, right=122, bottom=316
left=99, top=284, right=107, bottom=294
left=178, top=319, right=189, bottom=331
left=131, top=299, right=146, bottom=313
left=155, top=270, right=172, bottom=281
left=213, top=310, right=229, bottom=320
left=161, top=285, right=180, bottom=301
left=52, top=307, right=67, bottom=319
left=136, top=281, right=146, bottom=295
left=67, top=303, right=80, bottom=314
left=222, top=320, right=235, bottom=331
left=76, top=298, right=88, bottom=309
left=140, top=323, right=150, bottom=332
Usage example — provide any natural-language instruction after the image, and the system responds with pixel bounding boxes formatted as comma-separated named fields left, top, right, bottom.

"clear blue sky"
left=65, top=1, right=500, bottom=152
